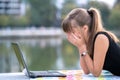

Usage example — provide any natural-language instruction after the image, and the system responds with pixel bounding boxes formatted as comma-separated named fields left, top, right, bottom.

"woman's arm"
left=79, top=34, right=109, bottom=77
left=80, top=56, right=90, bottom=74
left=78, top=45, right=90, bottom=74
left=66, top=32, right=109, bottom=77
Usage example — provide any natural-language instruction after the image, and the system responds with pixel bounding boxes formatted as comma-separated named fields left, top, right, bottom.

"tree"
left=61, top=0, right=78, bottom=20
left=0, top=15, right=9, bottom=27
left=87, top=1, right=110, bottom=28
left=7, top=15, right=29, bottom=28
left=108, top=4, right=120, bottom=29
left=28, top=0, right=57, bottom=27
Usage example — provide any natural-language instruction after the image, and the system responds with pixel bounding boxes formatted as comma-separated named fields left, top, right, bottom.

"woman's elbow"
left=83, top=71, right=90, bottom=74
left=93, top=74, right=101, bottom=77
left=83, top=70, right=101, bottom=77
left=93, top=71, right=101, bottom=77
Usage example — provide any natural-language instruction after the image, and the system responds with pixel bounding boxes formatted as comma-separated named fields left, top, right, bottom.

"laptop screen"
left=11, top=42, right=30, bottom=77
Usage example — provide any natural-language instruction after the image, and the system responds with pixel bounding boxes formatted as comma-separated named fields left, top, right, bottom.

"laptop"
left=11, top=42, right=66, bottom=78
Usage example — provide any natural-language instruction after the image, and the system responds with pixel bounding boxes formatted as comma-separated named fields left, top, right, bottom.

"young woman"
left=61, top=7, right=120, bottom=77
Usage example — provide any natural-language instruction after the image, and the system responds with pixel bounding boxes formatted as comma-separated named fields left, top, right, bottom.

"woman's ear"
left=82, top=25, right=88, bottom=33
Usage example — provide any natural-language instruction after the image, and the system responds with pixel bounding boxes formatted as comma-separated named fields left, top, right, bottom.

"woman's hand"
left=66, top=32, right=87, bottom=53
left=67, top=33, right=84, bottom=47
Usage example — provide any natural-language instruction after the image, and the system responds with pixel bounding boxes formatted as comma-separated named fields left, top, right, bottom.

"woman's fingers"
left=67, top=33, right=84, bottom=47
left=72, top=33, right=78, bottom=39
left=72, top=33, right=81, bottom=40
left=67, top=34, right=77, bottom=45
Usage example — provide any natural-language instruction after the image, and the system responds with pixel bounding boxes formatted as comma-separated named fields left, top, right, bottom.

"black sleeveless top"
left=93, top=32, right=120, bottom=76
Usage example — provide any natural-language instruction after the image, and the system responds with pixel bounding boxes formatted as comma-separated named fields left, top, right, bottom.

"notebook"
left=11, top=42, right=66, bottom=78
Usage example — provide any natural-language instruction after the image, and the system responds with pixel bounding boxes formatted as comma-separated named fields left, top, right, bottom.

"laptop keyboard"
left=28, top=71, right=66, bottom=77
left=30, top=71, right=62, bottom=75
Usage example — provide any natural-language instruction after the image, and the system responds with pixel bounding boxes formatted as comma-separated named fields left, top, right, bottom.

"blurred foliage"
left=61, top=0, right=78, bottom=20
left=108, top=3, right=120, bottom=29
left=0, top=0, right=57, bottom=28
left=0, top=0, right=120, bottom=30
left=28, top=0, right=57, bottom=27
left=8, top=16, right=29, bottom=27
left=0, top=15, right=9, bottom=27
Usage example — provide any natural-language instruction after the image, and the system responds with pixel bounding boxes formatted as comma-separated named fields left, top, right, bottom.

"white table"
left=0, top=70, right=120, bottom=80
left=0, top=73, right=29, bottom=80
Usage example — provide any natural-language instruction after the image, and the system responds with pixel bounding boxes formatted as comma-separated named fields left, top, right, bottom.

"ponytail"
left=87, top=8, right=103, bottom=58
left=88, top=7, right=103, bottom=33
left=87, top=7, right=119, bottom=58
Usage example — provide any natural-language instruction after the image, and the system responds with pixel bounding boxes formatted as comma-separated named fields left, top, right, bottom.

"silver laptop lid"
left=11, top=42, right=31, bottom=77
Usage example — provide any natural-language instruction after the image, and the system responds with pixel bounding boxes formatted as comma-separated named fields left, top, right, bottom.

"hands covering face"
left=66, top=32, right=85, bottom=48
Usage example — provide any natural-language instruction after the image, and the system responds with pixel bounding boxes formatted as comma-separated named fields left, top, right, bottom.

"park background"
left=0, top=0, right=120, bottom=73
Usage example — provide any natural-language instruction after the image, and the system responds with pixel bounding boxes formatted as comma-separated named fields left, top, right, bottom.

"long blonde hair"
left=62, top=7, right=119, bottom=58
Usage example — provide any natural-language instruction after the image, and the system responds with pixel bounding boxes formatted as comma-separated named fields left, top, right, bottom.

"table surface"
left=0, top=70, right=120, bottom=80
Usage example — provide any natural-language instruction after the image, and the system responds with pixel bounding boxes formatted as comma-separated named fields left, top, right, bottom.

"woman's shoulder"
left=95, top=31, right=110, bottom=37
left=94, top=31, right=111, bottom=41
